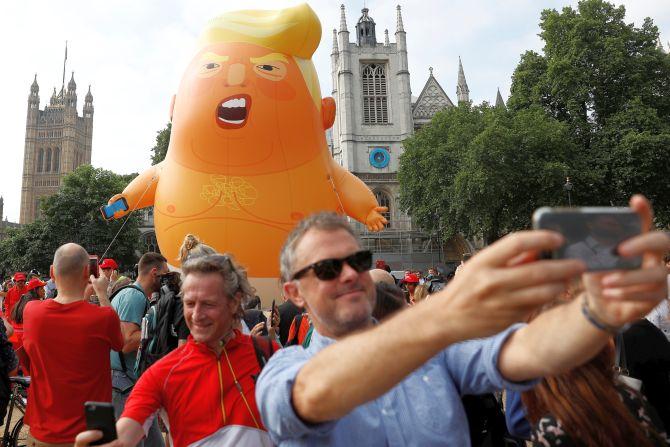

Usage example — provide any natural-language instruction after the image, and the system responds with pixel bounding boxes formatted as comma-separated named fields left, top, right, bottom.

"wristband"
left=581, top=295, right=622, bottom=335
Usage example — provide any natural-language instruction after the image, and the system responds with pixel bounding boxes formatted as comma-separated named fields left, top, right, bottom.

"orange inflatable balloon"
left=107, top=3, right=387, bottom=282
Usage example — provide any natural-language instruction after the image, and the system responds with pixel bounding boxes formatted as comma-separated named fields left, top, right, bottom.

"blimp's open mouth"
left=216, top=94, right=251, bottom=129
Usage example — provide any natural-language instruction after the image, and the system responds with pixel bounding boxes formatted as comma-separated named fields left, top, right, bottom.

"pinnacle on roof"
left=495, top=88, right=506, bottom=108
left=68, top=71, right=76, bottom=91
left=429, top=66, right=434, bottom=77
left=457, top=57, right=469, bottom=91
left=384, top=29, right=389, bottom=46
left=339, top=4, right=348, bottom=32
left=456, top=57, right=470, bottom=103
left=85, top=85, right=93, bottom=102
left=30, top=74, right=39, bottom=94
left=332, top=28, right=338, bottom=54
left=396, top=5, right=405, bottom=33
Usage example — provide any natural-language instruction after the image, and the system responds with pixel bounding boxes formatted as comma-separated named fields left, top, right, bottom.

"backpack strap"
left=109, top=284, right=145, bottom=303
left=250, top=335, right=275, bottom=382
left=111, top=284, right=149, bottom=381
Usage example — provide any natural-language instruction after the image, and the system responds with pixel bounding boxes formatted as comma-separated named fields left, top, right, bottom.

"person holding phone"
left=22, top=243, right=123, bottom=445
left=75, top=254, right=276, bottom=447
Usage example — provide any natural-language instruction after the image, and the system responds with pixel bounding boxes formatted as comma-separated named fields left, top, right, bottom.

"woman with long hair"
left=9, top=278, right=45, bottom=359
left=522, top=314, right=669, bottom=446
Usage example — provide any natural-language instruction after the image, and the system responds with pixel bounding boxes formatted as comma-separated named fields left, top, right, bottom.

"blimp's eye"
left=204, top=62, right=220, bottom=70
left=257, top=64, right=277, bottom=71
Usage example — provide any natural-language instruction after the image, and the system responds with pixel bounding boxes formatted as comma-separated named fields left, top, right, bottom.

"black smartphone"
left=532, top=207, right=642, bottom=271
left=89, top=255, right=100, bottom=278
left=270, top=299, right=276, bottom=328
left=100, top=197, right=129, bottom=220
left=84, top=401, right=117, bottom=445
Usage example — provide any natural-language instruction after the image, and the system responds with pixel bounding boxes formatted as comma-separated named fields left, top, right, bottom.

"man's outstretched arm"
left=498, top=195, right=670, bottom=381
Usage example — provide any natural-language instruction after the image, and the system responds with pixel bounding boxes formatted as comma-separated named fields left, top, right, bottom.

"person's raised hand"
left=582, top=195, right=670, bottom=329
left=250, top=322, right=265, bottom=337
left=91, top=275, right=110, bottom=298
left=74, top=430, right=123, bottom=447
left=434, top=230, right=586, bottom=340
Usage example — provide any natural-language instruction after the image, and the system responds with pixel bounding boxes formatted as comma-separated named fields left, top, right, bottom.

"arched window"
left=373, top=190, right=392, bottom=228
left=142, top=232, right=159, bottom=253
left=37, top=148, right=44, bottom=173
left=45, top=148, right=52, bottom=173
left=362, top=64, right=388, bottom=124
left=53, top=148, right=60, bottom=172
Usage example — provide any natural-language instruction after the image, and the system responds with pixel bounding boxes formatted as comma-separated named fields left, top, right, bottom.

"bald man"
left=22, top=243, right=124, bottom=445
left=369, top=269, right=396, bottom=286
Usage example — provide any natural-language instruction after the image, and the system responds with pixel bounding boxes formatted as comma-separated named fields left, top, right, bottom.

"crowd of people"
left=0, top=195, right=669, bottom=446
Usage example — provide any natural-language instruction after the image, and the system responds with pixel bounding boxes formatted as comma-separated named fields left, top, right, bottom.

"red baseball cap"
left=404, top=273, right=420, bottom=284
left=99, top=259, right=118, bottom=270
left=26, top=278, right=46, bottom=292
left=13, top=272, right=26, bottom=282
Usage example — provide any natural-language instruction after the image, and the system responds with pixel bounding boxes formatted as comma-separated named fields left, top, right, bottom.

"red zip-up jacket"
left=122, top=331, right=274, bottom=447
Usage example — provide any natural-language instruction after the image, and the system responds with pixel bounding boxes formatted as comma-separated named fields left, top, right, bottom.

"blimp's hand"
left=365, top=207, right=388, bottom=232
left=107, top=194, right=131, bottom=219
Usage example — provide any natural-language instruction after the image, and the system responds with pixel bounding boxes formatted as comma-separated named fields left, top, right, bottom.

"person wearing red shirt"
left=9, top=277, right=46, bottom=354
left=23, top=243, right=123, bottom=445
left=4, top=272, right=26, bottom=322
left=75, top=254, right=274, bottom=447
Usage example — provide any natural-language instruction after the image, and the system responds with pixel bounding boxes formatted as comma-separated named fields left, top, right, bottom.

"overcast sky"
left=0, top=0, right=668, bottom=222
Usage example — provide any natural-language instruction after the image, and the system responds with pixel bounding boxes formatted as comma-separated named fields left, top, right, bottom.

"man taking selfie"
left=257, top=195, right=670, bottom=446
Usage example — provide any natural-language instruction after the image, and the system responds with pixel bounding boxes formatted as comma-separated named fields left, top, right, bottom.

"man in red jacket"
left=23, top=243, right=123, bottom=445
left=76, top=254, right=274, bottom=447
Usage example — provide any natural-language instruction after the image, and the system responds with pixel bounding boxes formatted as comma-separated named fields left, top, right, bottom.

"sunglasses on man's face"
left=291, top=250, right=373, bottom=281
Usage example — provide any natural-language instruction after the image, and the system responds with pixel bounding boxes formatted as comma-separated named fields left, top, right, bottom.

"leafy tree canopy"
left=0, top=165, right=141, bottom=276
left=150, top=123, right=171, bottom=165
left=399, top=0, right=670, bottom=244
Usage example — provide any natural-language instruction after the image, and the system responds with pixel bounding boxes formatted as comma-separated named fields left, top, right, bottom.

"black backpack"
left=134, top=284, right=184, bottom=377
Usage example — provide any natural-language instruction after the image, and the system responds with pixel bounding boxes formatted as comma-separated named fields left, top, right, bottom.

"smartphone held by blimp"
left=532, top=207, right=642, bottom=271
left=84, top=401, right=117, bottom=445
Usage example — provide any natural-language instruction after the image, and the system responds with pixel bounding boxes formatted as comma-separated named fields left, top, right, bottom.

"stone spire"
left=456, top=57, right=470, bottom=103
left=85, top=84, right=93, bottom=103
left=396, top=5, right=405, bottom=33
left=384, top=29, right=389, bottom=46
left=68, top=71, right=76, bottom=91
left=332, top=28, right=338, bottom=54
left=30, top=74, right=39, bottom=95
left=495, top=88, right=505, bottom=108
left=339, top=4, right=348, bottom=32
left=429, top=66, right=434, bottom=77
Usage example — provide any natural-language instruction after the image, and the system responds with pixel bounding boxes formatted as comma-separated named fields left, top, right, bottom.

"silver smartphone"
left=532, top=207, right=642, bottom=271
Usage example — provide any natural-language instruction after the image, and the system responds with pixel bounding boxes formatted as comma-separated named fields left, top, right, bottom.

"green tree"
left=150, top=123, right=171, bottom=165
left=399, top=104, right=578, bottom=243
left=507, top=0, right=670, bottom=224
left=0, top=166, right=141, bottom=275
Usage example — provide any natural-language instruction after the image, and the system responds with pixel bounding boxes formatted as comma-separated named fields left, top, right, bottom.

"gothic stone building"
left=0, top=197, right=20, bottom=242
left=331, top=5, right=504, bottom=270
left=20, top=73, right=94, bottom=224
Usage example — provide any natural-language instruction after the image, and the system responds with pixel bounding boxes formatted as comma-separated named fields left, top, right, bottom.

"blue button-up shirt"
left=256, top=324, right=536, bottom=446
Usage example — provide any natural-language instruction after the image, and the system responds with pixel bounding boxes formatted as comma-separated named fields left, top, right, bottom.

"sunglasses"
left=291, top=250, right=373, bottom=281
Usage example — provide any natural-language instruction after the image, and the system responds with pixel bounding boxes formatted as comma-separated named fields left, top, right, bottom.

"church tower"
left=19, top=45, right=94, bottom=224
left=331, top=4, right=414, bottom=229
